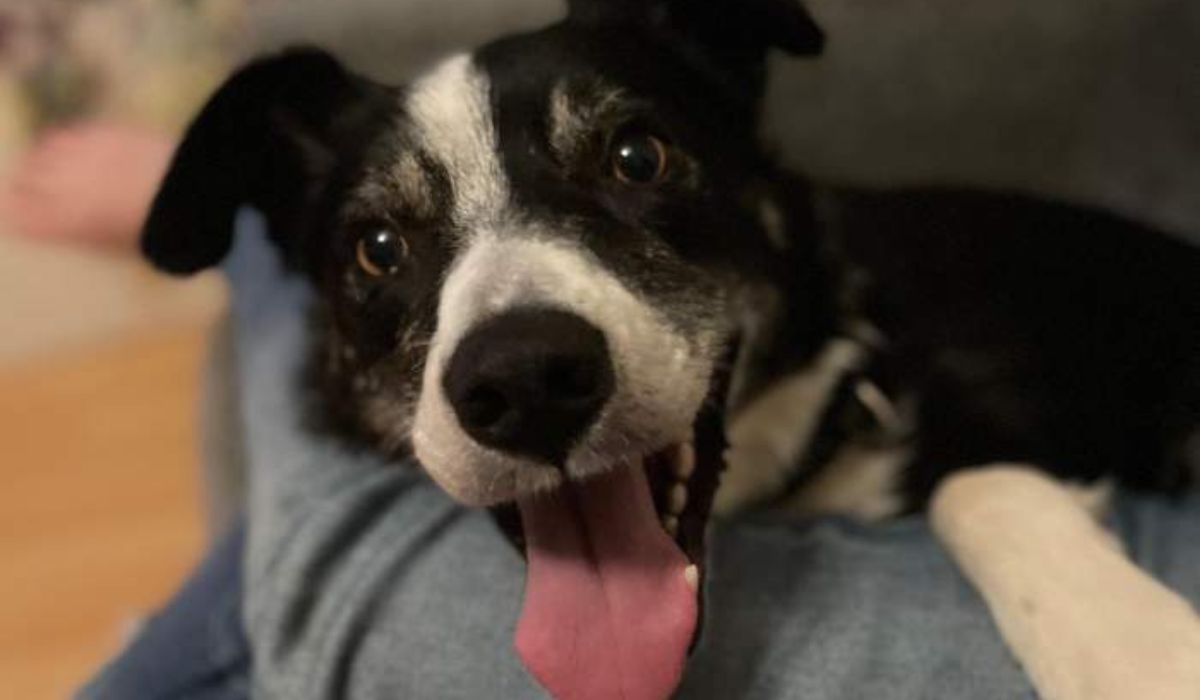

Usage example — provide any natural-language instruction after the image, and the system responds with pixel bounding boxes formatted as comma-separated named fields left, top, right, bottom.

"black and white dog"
left=143, top=0, right=1200, bottom=698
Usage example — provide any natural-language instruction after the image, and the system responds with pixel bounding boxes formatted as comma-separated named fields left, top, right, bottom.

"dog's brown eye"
left=356, top=229, right=409, bottom=277
left=611, top=132, right=668, bottom=186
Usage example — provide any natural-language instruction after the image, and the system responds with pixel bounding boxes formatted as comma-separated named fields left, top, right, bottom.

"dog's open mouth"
left=514, top=443, right=704, bottom=700
left=498, top=365, right=730, bottom=700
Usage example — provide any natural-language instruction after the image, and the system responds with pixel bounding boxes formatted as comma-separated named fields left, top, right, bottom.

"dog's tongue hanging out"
left=515, top=460, right=696, bottom=700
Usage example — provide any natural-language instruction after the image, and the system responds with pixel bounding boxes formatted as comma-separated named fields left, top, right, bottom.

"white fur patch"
left=716, top=338, right=866, bottom=514
left=932, top=466, right=1200, bottom=700
left=406, top=54, right=508, bottom=226
left=412, top=232, right=721, bottom=506
left=782, top=444, right=907, bottom=521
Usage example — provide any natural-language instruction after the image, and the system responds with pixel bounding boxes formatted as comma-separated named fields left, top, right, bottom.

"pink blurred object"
left=1, top=122, right=173, bottom=250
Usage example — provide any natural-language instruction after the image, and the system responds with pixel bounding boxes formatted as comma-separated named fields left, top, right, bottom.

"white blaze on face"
left=406, top=54, right=508, bottom=226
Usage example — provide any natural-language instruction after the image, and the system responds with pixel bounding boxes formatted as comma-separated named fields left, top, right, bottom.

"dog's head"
left=144, top=1, right=830, bottom=697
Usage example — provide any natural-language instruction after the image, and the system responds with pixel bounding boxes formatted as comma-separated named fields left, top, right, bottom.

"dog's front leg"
left=931, top=466, right=1200, bottom=700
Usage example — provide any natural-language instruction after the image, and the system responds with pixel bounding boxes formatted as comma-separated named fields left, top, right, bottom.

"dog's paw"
left=932, top=466, right=1200, bottom=700
left=1029, top=588, right=1200, bottom=700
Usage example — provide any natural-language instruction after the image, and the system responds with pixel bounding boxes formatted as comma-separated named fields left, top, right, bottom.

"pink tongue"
left=515, top=463, right=696, bottom=700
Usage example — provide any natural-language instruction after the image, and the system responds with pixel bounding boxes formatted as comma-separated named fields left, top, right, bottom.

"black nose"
left=443, top=309, right=615, bottom=464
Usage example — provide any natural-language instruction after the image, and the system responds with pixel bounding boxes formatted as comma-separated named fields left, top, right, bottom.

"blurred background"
left=0, top=2, right=232, bottom=697
left=0, top=0, right=1195, bottom=697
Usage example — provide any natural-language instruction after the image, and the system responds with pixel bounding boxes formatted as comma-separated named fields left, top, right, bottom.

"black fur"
left=142, top=48, right=393, bottom=275
left=826, top=189, right=1200, bottom=502
left=141, top=0, right=1198, bottom=516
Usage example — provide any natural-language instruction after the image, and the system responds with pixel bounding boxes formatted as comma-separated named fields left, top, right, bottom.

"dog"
left=141, top=0, right=1200, bottom=698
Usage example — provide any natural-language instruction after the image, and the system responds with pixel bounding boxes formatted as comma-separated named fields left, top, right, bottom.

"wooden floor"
left=0, top=324, right=211, bottom=699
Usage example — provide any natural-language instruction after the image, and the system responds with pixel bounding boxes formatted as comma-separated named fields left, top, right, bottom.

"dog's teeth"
left=669, top=483, right=688, bottom=515
left=663, top=515, right=679, bottom=536
left=684, top=565, right=699, bottom=593
left=674, top=443, right=696, bottom=480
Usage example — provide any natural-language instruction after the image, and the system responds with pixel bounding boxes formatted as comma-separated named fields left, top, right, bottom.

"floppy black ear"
left=566, top=0, right=825, bottom=57
left=142, top=48, right=390, bottom=275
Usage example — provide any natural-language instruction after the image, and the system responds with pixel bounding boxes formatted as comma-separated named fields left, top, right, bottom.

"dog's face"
left=146, top=0, right=829, bottom=505
left=144, top=1, right=828, bottom=697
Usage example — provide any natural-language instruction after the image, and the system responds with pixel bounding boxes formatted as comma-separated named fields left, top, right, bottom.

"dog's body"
left=723, top=187, right=1200, bottom=519
left=142, top=0, right=1200, bottom=698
